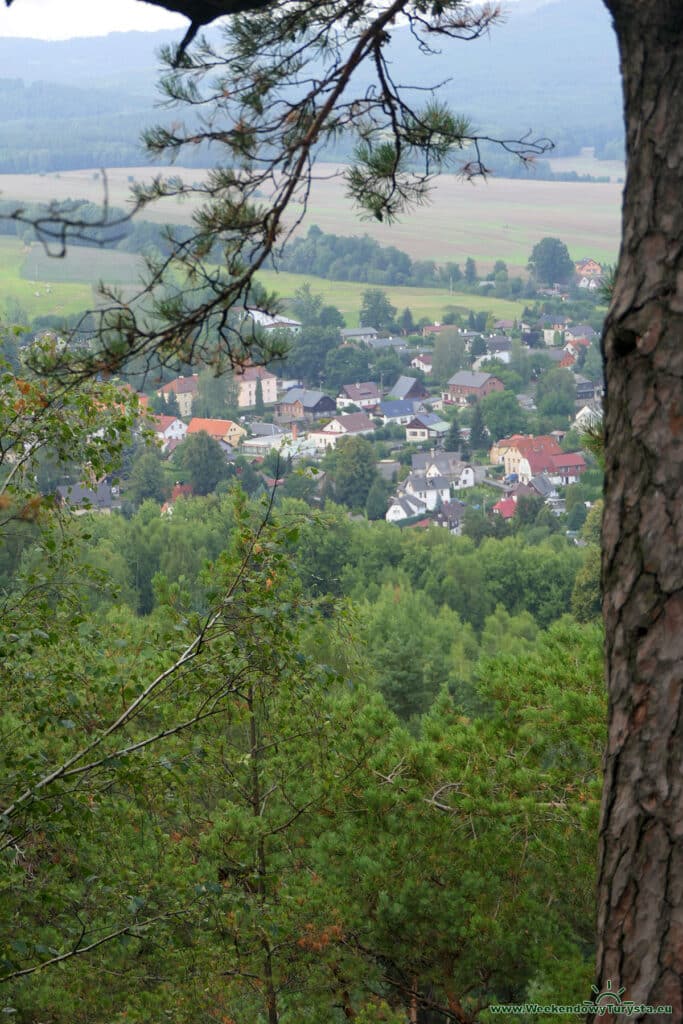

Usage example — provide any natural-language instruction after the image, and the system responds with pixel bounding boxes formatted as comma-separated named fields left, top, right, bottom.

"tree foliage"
left=527, top=237, right=575, bottom=285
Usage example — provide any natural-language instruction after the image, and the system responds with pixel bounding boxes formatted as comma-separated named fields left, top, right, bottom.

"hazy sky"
left=0, top=0, right=188, bottom=38
left=0, top=0, right=532, bottom=39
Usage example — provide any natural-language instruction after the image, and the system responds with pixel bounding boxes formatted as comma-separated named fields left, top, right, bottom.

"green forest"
left=0, top=349, right=604, bottom=1023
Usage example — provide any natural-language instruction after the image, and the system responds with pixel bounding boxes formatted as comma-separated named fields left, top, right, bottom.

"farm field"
left=253, top=270, right=525, bottom=325
left=546, top=153, right=625, bottom=182
left=0, top=164, right=622, bottom=276
left=0, top=233, right=526, bottom=326
left=23, top=243, right=145, bottom=287
left=0, top=238, right=93, bottom=319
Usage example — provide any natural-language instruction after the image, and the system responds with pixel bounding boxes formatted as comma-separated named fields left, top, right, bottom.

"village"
left=55, top=255, right=605, bottom=537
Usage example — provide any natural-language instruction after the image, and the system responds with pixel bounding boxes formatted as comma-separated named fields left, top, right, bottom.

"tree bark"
left=596, top=2, right=683, bottom=1019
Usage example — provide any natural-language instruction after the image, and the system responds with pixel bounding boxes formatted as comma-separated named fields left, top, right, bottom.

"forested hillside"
left=0, top=353, right=605, bottom=1021
left=0, top=0, right=622, bottom=173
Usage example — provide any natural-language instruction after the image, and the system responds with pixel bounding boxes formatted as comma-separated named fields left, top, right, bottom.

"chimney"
left=291, top=423, right=298, bottom=441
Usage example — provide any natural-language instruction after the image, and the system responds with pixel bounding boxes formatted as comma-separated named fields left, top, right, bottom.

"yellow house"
left=187, top=417, right=246, bottom=447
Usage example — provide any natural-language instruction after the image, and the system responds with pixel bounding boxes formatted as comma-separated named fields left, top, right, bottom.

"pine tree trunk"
left=596, top=1, right=683, bottom=1017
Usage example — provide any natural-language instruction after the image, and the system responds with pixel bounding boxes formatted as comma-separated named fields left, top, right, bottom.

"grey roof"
left=366, top=336, right=406, bottom=350
left=249, top=422, right=285, bottom=437
left=567, top=324, right=597, bottom=339
left=529, top=474, right=556, bottom=498
left=409, top=413, right=448, bottom=430
left=411, top=451, right=462, bottom=475
left=341, top=326, right=378, bottom=339
left=388, top=495, right=427, bottom=517
left=447, top=370, right=496, bottom=388
left=405, top=470, right=449, bottom=492
left=379, top=399, right=415, bottom=418
left=486, top=335, right=512, bottom=351
left=279, top=388, right=331, bottom=408
left=388, top=375, right=424, bottom=400
left=57, top=482, right=114, bottom=510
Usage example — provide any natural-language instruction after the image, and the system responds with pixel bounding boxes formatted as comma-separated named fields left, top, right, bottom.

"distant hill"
left=0, top=0, right=623, bottom=174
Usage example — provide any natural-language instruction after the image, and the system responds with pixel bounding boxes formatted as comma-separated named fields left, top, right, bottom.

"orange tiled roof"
left=187, top=417, right=236, bottom=438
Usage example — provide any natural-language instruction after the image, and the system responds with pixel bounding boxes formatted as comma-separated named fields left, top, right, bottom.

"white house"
left=308, top=412, right=376, bottom=450
left=385, top=494, right=428, bottom=523
left=410, top=353, right=433, bottom=374
left=405, top=414, right=449, bottom=443
left=403, top=471, right=451, bottom=511
left=337, top=382, right=381, bottom=410
left=247, top=310, right=301, bottom=334
left=153, top=414, right=188, bottom=451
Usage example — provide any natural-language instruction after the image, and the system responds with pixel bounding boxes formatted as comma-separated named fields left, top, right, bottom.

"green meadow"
left=0, top=238, right=94, bottom=319
left=253, top=270, right=524, bottom=325
left=1, top=234, right=527, bottom=327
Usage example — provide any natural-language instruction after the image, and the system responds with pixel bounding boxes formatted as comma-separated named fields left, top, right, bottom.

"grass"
left=0, top=238, right=94, bottom=319
left=22, top=243, right=145, bottom=287
left=0, top=234, right=531, bottom=328
left=253, top=270, right=525, bottom=325
left=0, top=164, right=622, bottom=277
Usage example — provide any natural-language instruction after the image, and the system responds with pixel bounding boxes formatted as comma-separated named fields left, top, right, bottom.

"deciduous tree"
left=527, top=237, right=574, bottom=285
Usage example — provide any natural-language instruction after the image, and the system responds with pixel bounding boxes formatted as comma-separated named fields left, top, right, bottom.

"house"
left=152, top=414, right=188, bottom=451
left=387, top=375, right=429, bottom=402
left=421, top=323, right=447, bottom=337
left=157, top=374, right=199, bottom=417
left=378, top=399, right=419, bottom=425
left=365, top=336, right=408, bottom=353
left=234, top=364, right=278, bottom=408
left=385, top=494, right=428, bottom=523
left=445, top=370, right=504, bottom=406
left=492, top=497, right=517, bottom=519
left=337, top=382, right=381, bottom=410
left=403, top=470, right=451, bottom=510
left=496, top=434, right=586, bottom=484
left=187, top=417, right=246, bottom=447
left=563, top=337, right=590, bottom=360
left=578, top=276, right=603, bottom=291
left=497, top=434, right=563, bottom=482
left=56, top=482, right=117, bottom=515
left=547, top=451, right=587, bottom=485
left=574, top=375, right=596, bottom=401
left=246, top=310, right=301, bottom=334
left=410, top=353, right=433, bottom=374
left=494, top=319, right=515, bottom=332
left=573, top=403, right=603, bottom=432
left=411, top=450, right=483, bottom=488
left=276, top=388, right=336, bottom=421
left=240, top=428, right=293, bottom=458
left=526, top=474, right=559, bottom=501
left=486, top=336, right=512, bottom=360
left=161, top=482, right=193, bottom=516
left=565, top=324, right=598, bottom=344
left=248, top=421, right=287, bottom=438
left=574, top=258, right=603, bottom=277
left=308, top=412, right=376, bottom=450
left=489, top=434, right=529, bottom=466
left=340, top=326, right=379, bottom=343
left=405, top=414, right=450, bottom=442
left=433, top=499, right=467, bottom=534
